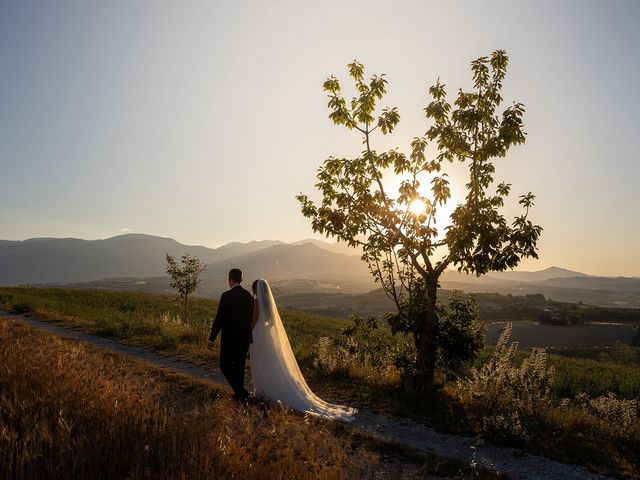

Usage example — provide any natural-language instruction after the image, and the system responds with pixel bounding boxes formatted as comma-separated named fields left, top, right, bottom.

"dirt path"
left=2, top=311, right=613, bottom=480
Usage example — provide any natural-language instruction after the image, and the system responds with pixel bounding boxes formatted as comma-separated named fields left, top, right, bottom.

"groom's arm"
left=208, top=293, right=228, bottom=345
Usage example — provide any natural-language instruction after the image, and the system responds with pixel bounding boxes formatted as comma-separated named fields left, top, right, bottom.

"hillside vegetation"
left=1, top=287, right=639, bottom=477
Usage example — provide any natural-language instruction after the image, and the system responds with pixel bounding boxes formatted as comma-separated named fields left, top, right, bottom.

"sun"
left=409, top=199, right=427, bottom=216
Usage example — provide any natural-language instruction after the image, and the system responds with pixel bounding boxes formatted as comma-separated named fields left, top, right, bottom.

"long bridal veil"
left=250, top=279, right=357, bottom=422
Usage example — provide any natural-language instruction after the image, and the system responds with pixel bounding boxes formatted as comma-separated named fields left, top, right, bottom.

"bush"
left=462, top=323, right=554, bottom=412
left=386, top=284, right=484, bottom=383
left=12, top=301, right=33, bottom=314
left=458, top=323, right=554, bottom=441
left=437, top=291, right=485, bottom=378
left=599, top=341, right=638, bottom=365
left=576, top=392, right=639, bottom=438
left=313, top=316, right=414, bottom=380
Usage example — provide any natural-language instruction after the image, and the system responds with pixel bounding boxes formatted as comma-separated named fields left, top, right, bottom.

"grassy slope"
left=1, top=286, right=639, bottom=477
left=2, top=286, right=638, bottom=402
left=0, top=286, right=343, bottom=365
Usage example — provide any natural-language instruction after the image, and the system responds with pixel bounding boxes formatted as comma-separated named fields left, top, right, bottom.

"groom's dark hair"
left=228, top=268, right=243, bottom=283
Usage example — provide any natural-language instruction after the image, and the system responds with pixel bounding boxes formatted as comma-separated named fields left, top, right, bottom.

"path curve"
left=1, top=310, right=614, bottom=480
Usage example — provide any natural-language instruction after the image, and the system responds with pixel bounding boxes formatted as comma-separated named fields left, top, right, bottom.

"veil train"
left=250, top=279, right=357, bottom=422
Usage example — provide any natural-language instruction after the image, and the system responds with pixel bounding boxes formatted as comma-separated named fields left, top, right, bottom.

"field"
left=486, top=321, right=638, bottom=347
left=1, top=286, right=639, bottom=478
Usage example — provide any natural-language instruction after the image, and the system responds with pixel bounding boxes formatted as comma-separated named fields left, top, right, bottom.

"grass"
left=0, top=286, right=343, bottom=367
left=551, top=355, right=640, bottom=400
left=0, top=317, right=370, bottom=480
left=2, top=286, right=639, bottom=477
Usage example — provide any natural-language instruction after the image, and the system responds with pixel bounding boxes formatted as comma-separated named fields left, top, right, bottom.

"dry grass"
left=0, top=318, right=371, bottom=480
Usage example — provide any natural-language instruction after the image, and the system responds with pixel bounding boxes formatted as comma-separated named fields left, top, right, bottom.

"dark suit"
left=209, top=284, right=254, bottom=399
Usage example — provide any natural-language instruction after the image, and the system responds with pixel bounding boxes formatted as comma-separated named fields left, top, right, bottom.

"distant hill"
left=0, top=234, right=372, bottom=293
left=437, top=266, right=640, bottom=307
left=487, top=266, right=590, bottom=282
left=191, top=243, right=372, bottom=296
left=0, top=234, right=283, bottom=285
left=441, top=266, right=589, bottom=284
left=0, top=235, right=203, bottom=284
left=206, top=242, right=367, bottom=280
left=291, top=239, right=362, bottom=257
left=2, top=234, right=639, bottom=307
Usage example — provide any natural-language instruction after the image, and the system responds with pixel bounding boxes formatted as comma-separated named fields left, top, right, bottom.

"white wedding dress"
left=250, top=279, right=357, bottom=422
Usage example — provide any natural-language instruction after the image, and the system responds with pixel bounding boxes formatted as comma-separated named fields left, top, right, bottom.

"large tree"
left=297, top=50, right=542, bottom=389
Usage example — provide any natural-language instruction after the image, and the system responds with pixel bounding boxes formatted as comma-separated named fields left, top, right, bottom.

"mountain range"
left=1, top=234, right=639, bottom=307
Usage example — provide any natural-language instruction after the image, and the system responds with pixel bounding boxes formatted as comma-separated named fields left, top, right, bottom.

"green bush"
left=437, top=291, right=485, bottom=378
left=313, top=316, right=414, bottom=380
left=387, top=284, right=484, bottom=381
left=12, top=301, right=33, bottom=314
left=599, top=341, right=638, bottom=365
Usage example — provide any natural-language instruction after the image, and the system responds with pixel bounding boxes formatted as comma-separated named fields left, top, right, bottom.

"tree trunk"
left=184, top=294, right=189, bottom=323
left=413, top=277, right=439, bottom=392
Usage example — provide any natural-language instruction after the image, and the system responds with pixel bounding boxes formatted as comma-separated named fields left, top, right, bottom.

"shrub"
left=458, top=323, right=554, bottom=441
left=313, top=336, right=339, bottom=373
left=312, top=316, right=414, bottom=380
left=12, top=301, right=33, bottom=314
left=437, top=291, right=485, bottom=378
left=576, top=392, right=639, bottom=438
left=599, top=341, right=638, bottom=365
left=462, top=323, right=554, bottom=412
left=386, top=285, right=484, bottom=383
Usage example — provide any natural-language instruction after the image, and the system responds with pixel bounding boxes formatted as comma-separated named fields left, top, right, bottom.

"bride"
left=249, top=279, right=357, bottom=422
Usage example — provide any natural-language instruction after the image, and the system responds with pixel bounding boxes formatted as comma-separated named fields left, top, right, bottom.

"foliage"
left=463, top=323, right=555, bottom=415
left=313, top=316, right=414, bottom=381
left=458, top=323, right=639, bottom=459
left=437, top=291, right=485, bottom=377
left=387, top=285, right=484, bottom=380
left=165, top=252, right=206, bottom=322
left=297, top=50, right=541, bottom=387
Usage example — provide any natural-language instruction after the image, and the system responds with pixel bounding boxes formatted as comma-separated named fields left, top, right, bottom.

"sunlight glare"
left=409, top=199, right=427, bottom=216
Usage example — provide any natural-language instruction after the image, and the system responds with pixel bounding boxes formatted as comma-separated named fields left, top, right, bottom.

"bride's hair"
left=252, top=279, right=258, bottom=292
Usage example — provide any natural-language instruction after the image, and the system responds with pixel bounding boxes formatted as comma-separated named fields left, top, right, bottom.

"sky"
left=1, top=0, right=639, bottom=276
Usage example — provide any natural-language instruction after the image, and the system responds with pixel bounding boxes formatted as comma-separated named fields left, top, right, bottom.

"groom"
left=207, top=268, right=254, bottom=401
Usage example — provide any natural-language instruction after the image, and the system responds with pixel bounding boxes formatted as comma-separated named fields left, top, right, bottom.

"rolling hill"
left=0, top=234, right=373, bottom=293
left=1, top=233, right=639, bottom=307
left=0, top=234, right=284, bottom=284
